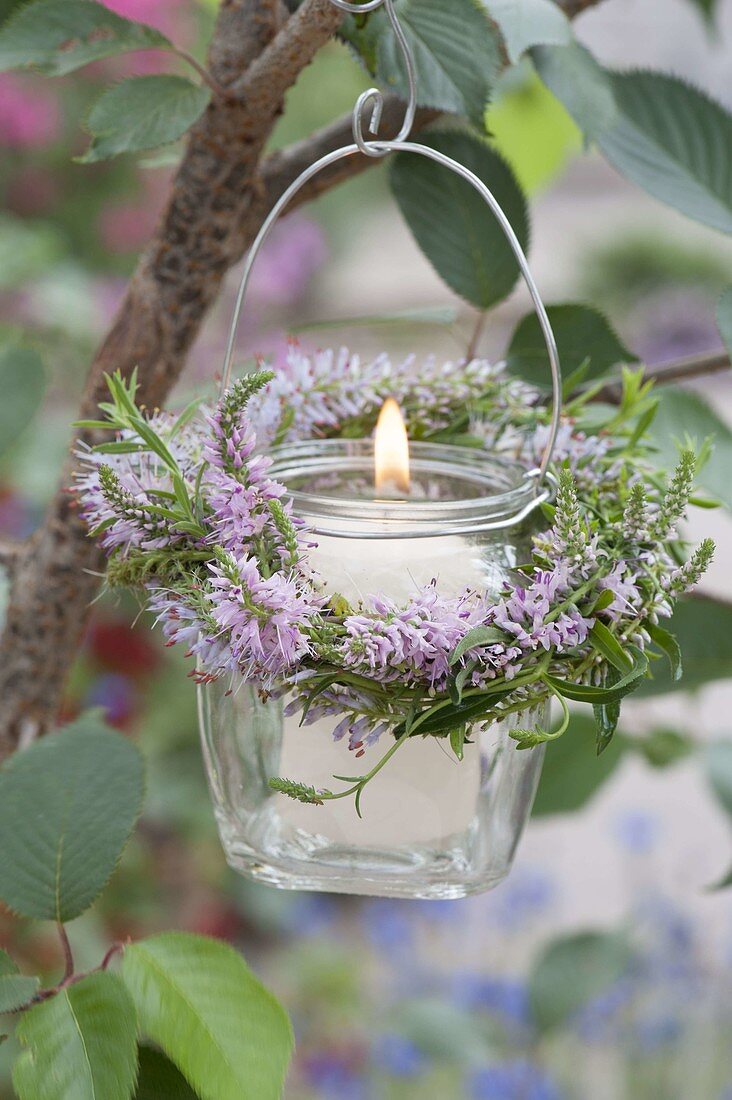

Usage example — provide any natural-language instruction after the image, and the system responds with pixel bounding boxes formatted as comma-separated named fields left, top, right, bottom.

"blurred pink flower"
left=101, top=0, right=184, bottom=34
left=99, top=202, right=158, bottom=253
left=0, top=75, right=61, bottom=148
left=248, top=214, right=328, bottom=309
left=5, top=166, right=59, bottom=216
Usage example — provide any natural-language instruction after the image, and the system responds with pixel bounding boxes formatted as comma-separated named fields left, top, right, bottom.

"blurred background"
left=1, top=0, right=732, bottom=1096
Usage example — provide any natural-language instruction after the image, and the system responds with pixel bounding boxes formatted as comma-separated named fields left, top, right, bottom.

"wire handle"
left=221, top=0, right=562, bottom=481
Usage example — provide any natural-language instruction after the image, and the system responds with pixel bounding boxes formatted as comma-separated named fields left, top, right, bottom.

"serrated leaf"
left=391, top=130, right=529, bottom=309
left=718, top=287, right=732, bottom=358
left=533, top=715, right=624, bottom=817
left=0, top=950, right=17, bottom=978
left=529, top=931, right=632, bottom=1033
left=0, top=714, right=144, bottom=922
left=79, top=76, right=211, bottom=163
left=598, top=71, right=732, bottom=234
left=706, top=740, right=732, bottom=819
left=0, top=344, right=45, bottom=456
left=533, top=41, right=617, bottom=140
left=377, top=0, right=500, bottom=127
left=483, top=0, right=570, bottom=64
left=506, top=303, right=637, bottom=389
left=546, top=646, right=648, bottom=704
left=13, top=972, right=138, bottom=1100
left=0, top=0, right=171, bottom=75
left=0, top=974, right=40, bottom=1014
left=135, top=1047, right=198, bottom=1100
left=121, top=933, right=293, bottom=1100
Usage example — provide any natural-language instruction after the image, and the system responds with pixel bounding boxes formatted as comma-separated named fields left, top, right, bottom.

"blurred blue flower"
left=484, top=869, right=556, bottom=931
left=372, top=1033, right=427, bottom=1078
left=85, top=672, right=136, bottom=726
left=288, top=893, right=339, bottom=937
left=634, top=1012, right=683, bottom=1052
left=301, top=1053, right=368, bottom=1100
left=613, top=809, right=659, bottom=855
left=361, top=899, right=416, bottom=954
left=452, top=974, right=530, bottom=1030
left=573, top=980, right=635, bottom=1043
left=469, top=1059, right=563, bottom=1100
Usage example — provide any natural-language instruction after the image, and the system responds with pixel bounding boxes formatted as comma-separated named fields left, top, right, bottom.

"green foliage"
left=135, top=1048, right=199, bottom=1100
left=533, top=41, right=617, bottom=140
left=505, top=303, right=637, bottom=389
left=532, top=715, right=624, bottom=816
left=0, top=344, right=45, bottom=457
left=648, top=386, right=732, bottom=511
left=529, top=931, right=632, bottom=1032
left=13, top=972, right=138, bottom=1100
left=377, top=0, right=500, bottom=127
left=718, top=287, right=732, bottom=358
left=0, top=0, right=171, bottom=76
left=0, top=715, right=144, bottom=921
left=598, top=72, right=732, bottom=235
left=636, top=597, right=732, bottom=696
left=0, top=215, right=63, bottom=291
left=0, top=952, right=40, bottom=1015
left=483, top=0, right=571, bottom=64
left=121, top=932, right=294, bottom=1100
left=390, top=130, right=529, bottom=309
left=631, top=727, right=694, bottom=769
left=487, top=69, right=581, bottom=195
left=78, top=76, right=211, bottom=163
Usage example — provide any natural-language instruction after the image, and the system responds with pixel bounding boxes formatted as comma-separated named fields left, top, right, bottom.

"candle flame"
left=374, top=397, right=410, bottom=495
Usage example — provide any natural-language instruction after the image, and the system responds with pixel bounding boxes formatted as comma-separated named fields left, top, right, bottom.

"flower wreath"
left=75, top=345, right=714, bottom=814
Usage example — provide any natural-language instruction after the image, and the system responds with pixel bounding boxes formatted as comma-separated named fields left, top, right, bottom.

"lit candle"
left=274, top=402, right=532, bottom=847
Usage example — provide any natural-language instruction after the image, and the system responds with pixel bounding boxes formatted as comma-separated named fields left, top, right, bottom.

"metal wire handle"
left=221, top=0, right=562, bottom=481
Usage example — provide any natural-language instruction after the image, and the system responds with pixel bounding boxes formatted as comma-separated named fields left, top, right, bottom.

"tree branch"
left=0, top=0, right=341, bottom=758
left=0, top=0, right=632, bottom=758
left=599, top=348, right=731, bottom=402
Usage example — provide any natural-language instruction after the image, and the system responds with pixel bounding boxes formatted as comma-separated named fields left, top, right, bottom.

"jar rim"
left=268, top=439, right=553, bottom=539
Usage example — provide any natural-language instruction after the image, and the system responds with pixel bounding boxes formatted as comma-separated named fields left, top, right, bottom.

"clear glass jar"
left=198, top=441, right=549, bottom=899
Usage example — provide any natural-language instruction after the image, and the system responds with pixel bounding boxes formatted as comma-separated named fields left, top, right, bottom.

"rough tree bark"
left=0, top=0, right=619, bottom=757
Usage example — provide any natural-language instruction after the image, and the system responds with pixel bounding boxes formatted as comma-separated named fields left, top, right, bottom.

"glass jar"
left=198, top=440, right=550, bottom=899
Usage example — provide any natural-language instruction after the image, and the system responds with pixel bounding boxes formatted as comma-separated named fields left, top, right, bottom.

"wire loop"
left=220, top=0, right=563, bottom=485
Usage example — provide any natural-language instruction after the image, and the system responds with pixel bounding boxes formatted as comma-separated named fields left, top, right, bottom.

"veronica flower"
left=205, top=553, right=322, bottom=683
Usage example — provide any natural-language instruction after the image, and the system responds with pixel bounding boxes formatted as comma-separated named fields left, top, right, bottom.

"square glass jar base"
left=214, top=811, right=514, bottom=900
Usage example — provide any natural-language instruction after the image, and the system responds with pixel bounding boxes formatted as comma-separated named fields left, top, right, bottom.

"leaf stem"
left=56, top=923, right=74, bottom=985
left=172, top=46, right=238, bottom=102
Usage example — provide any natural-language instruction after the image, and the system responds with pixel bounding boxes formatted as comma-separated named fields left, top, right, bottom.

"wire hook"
left=329, top=0, right=417, bottom=157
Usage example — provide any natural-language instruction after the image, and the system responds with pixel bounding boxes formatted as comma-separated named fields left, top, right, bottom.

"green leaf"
left=506, top=303, right=637, bottom=389
left=13, top=972, right=138, bottom=1100
left=0, top=344, right=45, bottom=456
left=718, top=287, right=732, bottom=358
left=135, top=1048, right=198, bottom=1100
left=589, top=621, right=633, bottom=674
left=79, top=76, right=211, bottom=163
left=390, top=130, right=529, bottom=309
left=0, top=950, right=16, bottom=978
left=647, top=622, right=682, bottom=682
left=709, top=864, right=732, bottom=891
left=686, top=0, right=719, bottom=24
left=529, top=930, right=632, bottom=1033
left=532, top=714, right=624, bottom=816
left=449, top=625, right=506, bottom=665
left=637, top=596, right=732, bottom=696
left=533, top=41, right=617, bottom=140
left=482, top=0, right=570, bottom=64
left=629, top=727, right=693, bottom=769
left=592, top=664, right=621, bottom=756
left=545, top=646, right=648, bottom=704
left=0, top=974, right=40, bottom=1014
left=598, top=71, right=732, bottom=235
left=121, top=932, right=293, bottom=1100
left=377, top=0, right=500, bottom=127
left=648, top=386, right=732, bottom=511
left=706, top=740, right=732, bottom=819
left=0, top=714, right=144, bottom=922
left=0, top=0, right=171, bottom=75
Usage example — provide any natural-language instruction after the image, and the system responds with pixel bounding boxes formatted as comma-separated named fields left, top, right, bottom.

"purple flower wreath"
left=74, top=345, right=714, bottom=811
